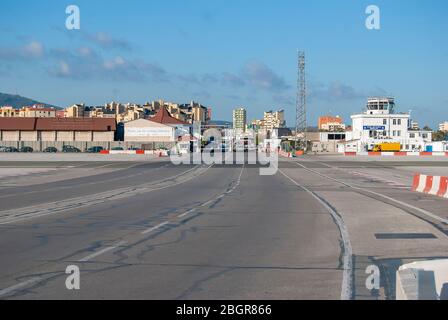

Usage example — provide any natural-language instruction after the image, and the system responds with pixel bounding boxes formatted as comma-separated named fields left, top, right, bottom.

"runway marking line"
left=78, top=240, right=128, bottom=262
left=141, top=221, right=170, bottom=235
left=278, top=166, right=353, bottom=301
left=0, top=165, right=210, bottom=225
left=294, top=162, right=448, bottom=225
left=0, top=165, right=245, bottom=297
left=0, top=277, right=43, bottom=298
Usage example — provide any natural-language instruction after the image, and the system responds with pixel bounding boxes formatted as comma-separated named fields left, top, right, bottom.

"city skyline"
left=0, top=0, right=447, bottom=127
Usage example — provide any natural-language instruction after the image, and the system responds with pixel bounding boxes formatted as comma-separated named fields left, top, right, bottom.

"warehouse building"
left=0, top=117, right=116, bottom=142
left=125, top=107, right=190, bottom=143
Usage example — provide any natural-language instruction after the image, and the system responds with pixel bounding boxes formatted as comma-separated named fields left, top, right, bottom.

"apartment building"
left=263, top=110, right=286, bottom=131
left=318, top=115, right=345, bottom=131
left=233, top=107, right=247, bottom=132
left=0, top=105, right=56, bottom=118
left=0, top=106, right=18, bottom=117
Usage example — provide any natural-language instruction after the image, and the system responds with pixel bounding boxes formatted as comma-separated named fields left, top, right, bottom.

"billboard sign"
left=126, top=127, right=173, bottom=137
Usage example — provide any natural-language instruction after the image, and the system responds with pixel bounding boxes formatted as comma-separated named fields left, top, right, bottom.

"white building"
left=124, top=107, right=190, bottom=143
left=343, top=97, right=432, bottom=152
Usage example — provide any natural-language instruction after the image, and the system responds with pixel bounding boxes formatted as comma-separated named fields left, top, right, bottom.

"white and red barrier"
left=278, top=150, right=291, bottom=158
left=100, top=150, right=169, bottom=157
left=412, top=174, right=448, bottom=198
left=345, top=152, right=448, bottom=157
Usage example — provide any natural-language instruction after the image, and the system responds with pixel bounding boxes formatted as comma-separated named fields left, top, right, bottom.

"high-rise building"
left=233, top=107, right=247, bottom=132
left=263, top=110, right=286, bottom=131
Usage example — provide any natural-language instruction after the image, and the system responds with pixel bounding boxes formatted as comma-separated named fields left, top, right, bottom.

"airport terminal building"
left=341, top=97, right=432, bottom=152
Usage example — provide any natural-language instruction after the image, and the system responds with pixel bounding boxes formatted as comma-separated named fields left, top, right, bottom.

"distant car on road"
left=86, top=146, right=104, bottom=153
left=43, top=147, right=58, bottom=153
left=19, top=146, right=33, bottom=153
left=62, top=145, right=81, bottom=153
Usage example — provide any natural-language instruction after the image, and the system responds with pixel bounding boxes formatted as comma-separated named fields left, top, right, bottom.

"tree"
left=423, top=125, right=433, bottom=131
left=432, top=131, right=447, bottom=142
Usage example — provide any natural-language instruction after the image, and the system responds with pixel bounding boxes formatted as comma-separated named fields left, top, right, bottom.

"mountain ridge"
left=0, top=92, right=60, bottom=109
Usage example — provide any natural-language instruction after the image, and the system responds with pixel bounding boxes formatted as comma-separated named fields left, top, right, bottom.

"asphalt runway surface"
left=0, top=154, right=447, bottom=300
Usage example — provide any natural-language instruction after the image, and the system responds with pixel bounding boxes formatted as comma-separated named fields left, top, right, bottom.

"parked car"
left=19, top=146, right=33, bottom=153
left=43, top=147, right=58, bottom=153
left=62, top=145, right=81, bottom=153
left=111, top=147, right=124, bottom=151
left=3, top=147, right=19, bottom=153
left=0, top=146, right=7, bottom=152
left=86, top=146, right=104, bottom=153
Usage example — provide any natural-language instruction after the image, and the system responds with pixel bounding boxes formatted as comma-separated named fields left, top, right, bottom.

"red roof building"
left=150, top=107, right=188, bottom=125
left=0, top=117, right=116, bottom=142
left=0, top=117, right=116, bottom=131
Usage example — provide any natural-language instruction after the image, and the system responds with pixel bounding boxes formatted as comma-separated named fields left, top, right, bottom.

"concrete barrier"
left=412, top=174, right=448, bottom=198
left=396, top=259, right=448, bottom=300
left=100, top=149, right=170, bottom=156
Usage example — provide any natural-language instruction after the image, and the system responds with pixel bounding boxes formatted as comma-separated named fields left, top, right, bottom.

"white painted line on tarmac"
left=201, top=200, right=214, bottom=207
left=295, top=162, right=448, bottom=225
left=279, top=167, right=353, bottom=301
left=178, top=209, right=196, bottom=218
left=79, top=240, right=128, bottom=262
left=0, top=165, right=212, bottom=225
left=141, top=222, right=170, bottom=235
left=0, top=277, right=43, bottom=298
left=318, top=161, right=336, bottom=169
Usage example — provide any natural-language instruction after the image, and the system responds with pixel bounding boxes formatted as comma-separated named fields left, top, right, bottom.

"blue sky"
left=0, top=0, right=447, bottom=127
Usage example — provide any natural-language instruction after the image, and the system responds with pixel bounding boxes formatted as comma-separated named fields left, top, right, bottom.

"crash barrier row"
left=345, top=152, right=448, bottom=156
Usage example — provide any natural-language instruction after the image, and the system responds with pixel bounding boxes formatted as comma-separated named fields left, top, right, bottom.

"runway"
left=0, top=154, right=447, bottom=299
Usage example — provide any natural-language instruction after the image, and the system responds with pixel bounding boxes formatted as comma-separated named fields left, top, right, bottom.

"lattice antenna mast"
left=296, top=51, right=306, bottom=135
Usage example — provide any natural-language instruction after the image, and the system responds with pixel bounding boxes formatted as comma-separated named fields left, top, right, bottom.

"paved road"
left=0, top=155, right=447, bottom=300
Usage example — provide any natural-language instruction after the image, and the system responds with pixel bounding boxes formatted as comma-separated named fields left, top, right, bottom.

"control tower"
left=365, top=97, right=395, bottom=115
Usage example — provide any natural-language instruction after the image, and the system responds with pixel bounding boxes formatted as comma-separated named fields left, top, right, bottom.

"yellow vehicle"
left=372, top=142, right=401, bottom=152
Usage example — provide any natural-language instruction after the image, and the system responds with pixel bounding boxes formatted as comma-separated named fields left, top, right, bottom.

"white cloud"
left=0, top=40, right=45, bottom=61
left=23, top=41, right=44, bottom=58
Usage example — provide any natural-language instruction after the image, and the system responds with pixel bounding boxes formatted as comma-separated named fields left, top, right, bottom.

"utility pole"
left=296, top=51, right=307, bottom=150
